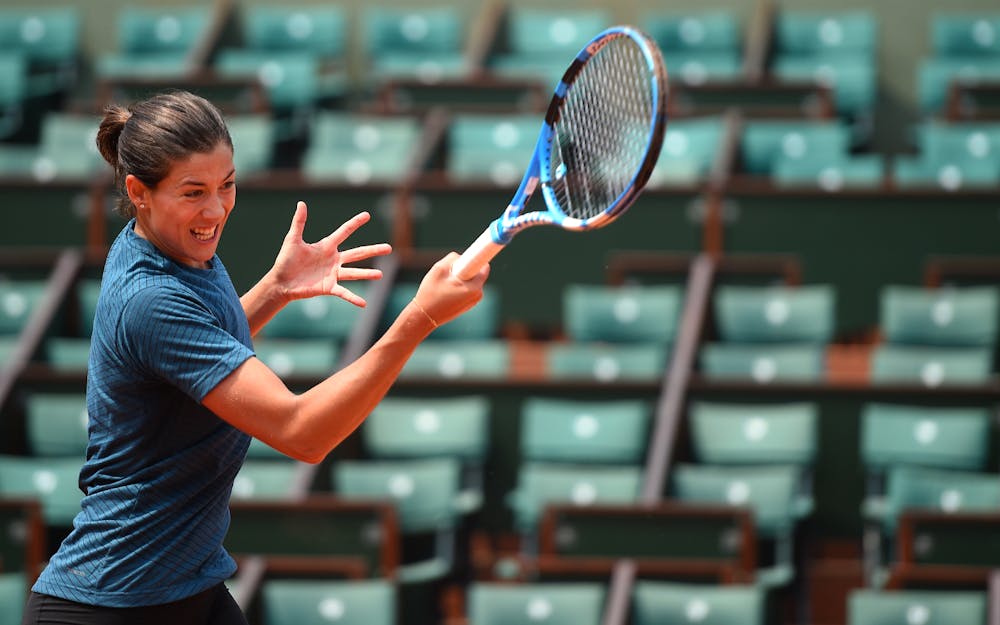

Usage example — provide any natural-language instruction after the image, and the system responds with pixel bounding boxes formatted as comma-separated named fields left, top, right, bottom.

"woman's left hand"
left=271, top=201, right=392, bottom=307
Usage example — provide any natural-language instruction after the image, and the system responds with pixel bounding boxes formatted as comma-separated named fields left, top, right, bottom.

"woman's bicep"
left=201, top=356, right=311, bottom=461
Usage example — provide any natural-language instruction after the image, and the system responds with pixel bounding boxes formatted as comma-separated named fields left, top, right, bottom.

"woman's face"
left=131, top=143, right=237, bottom=269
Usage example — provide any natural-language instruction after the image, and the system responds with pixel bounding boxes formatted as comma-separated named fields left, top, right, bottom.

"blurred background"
left=1, top=0, right=1000, bottom=624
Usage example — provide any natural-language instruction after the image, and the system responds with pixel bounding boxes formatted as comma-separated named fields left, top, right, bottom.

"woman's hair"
left=96, top=90, right=233, bottom=218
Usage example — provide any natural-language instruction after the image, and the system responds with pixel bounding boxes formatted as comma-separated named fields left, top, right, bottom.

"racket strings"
left=549, top=35, right=657, bottom=221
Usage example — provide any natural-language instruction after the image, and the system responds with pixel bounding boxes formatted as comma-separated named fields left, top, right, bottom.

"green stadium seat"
left=332, top=457, right=466, bottom=582
left=741, top=120, right=852, bottom=175
left=563, top=284, right=681, bottom=344
left=772, top=154, right=885, bottom=190
left=44, top=337, right=91, bottom=371
left=869, top=345, right=992, bottom=386
left=860, top=403, right=991, bottom=472
left=546, top=343, right=668, bottom=382
left=917, top=57, right=1000, bottom=115
left=447, top=113, right=539, bottom=185
left=241, top=6, right=347, bottom=60
left=468, top=582, right=606, bottom=625
left=0, top=8, right=80, bottom=99
left=226, top=114, right=274, bottom=177
left=214, top=49, right=323, bottom=112
left=879, top=285, right=998, bottom=347
left=699, top=343, right=826, bottom=383
left=713, top=284, right=836, bottom=344
left=867, top=466, right=1000, bottom=532
left=333, top=458, right=464, bottom=531
left=0, top=52, right=26, bottom=141
left=362, top=6, right=467, bottom=83
left=262, top=578, right=395, bottom=625
left=848, top=589, right=986, bottom=625
left=632, top=580, right=766, bottom=625
left=0, top=572, right=26, bottom=625
left=364, top=395, right=489, bottom=462
left=230, top=459, right=299, bottom=501
left=31, top=113, right=106, bottom=180
left=246, top=437, right=285, bottom=460
left=774, top=11, right=878, bottom=56
left=0, top=280, right=45, bottom=335
left=399, top=340, right=509, bottom=380
left=771, top=54, right=876, bottom=116
left=689, top=401, right=818, bottom=467
left=0, top=455, right=84, bottom=526
left=506, top=463, right=642, bottom=532
left=930, top=13, right=1000, bottom=56
left=915, top=120, right=1000, bottom=165
left=647, top=116, right=725, bottom=187
left=520, top=397, right=651, bottom=464
left=641, top=10, right=742, bottom=85
left=672, top=464, right=806, bottom=539
left=252, top=338, right=339, bottom=378
left=302, top=112, right=421, bottom=184
left=96, top=6, right=211, bottom=78
left=490, top=9, right=612, bottom=84
left=260, top=289, right=367, bottom=340
left=25, top=392, right=89, bottom=457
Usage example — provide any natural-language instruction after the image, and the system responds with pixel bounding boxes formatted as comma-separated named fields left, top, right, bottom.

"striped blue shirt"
left=33, top=220, right=256, bottom=607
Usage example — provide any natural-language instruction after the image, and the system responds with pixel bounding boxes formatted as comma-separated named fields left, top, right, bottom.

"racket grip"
left=452, top=228, right=504, bottom=280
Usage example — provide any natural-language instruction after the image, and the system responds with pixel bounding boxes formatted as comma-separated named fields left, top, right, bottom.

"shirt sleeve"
left=117, top=284, right=255, bottom=402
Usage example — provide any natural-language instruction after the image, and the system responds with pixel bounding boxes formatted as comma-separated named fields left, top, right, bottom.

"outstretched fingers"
left=286, top=201, right=309, bottom=241
left=340, top=243, right=393, bottom=265
left=320, top=211, right=373, bottom=248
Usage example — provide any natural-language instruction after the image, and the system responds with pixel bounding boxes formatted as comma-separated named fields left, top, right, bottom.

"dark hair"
left=96, top=90, right=233, bottom=218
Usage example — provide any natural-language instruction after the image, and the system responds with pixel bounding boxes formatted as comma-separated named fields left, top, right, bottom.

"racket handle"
left=452, top=228, right=504, bottom=280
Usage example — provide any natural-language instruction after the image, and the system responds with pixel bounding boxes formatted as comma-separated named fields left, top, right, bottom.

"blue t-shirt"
left=33, top=221, right=256, bottom=607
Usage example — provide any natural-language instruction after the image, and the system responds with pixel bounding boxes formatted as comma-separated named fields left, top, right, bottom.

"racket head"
left=498, top=25, right=668, bottom=239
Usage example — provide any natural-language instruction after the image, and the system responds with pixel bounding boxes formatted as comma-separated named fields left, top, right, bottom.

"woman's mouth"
left=191, top=226, right=217, bottom=242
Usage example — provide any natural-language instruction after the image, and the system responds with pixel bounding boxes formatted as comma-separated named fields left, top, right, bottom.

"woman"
left=22, top=91, right=488, bottom=624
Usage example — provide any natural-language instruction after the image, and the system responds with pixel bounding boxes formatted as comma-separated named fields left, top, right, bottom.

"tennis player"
left=21, top=90, right=488, bottom=624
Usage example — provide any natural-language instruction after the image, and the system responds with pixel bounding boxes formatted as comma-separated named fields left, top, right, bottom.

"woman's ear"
left=124, top=174, right=149, bottom=211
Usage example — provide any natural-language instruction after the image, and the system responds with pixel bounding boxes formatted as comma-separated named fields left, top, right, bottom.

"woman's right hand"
left=411, top=252, right=490, bottom=327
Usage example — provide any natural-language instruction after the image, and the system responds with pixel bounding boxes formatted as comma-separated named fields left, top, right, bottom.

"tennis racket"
left=451, top=25, right=668, bottom=280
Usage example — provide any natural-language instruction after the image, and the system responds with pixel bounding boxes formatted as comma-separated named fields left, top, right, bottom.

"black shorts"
left=21, top=583, right=248, bottom=625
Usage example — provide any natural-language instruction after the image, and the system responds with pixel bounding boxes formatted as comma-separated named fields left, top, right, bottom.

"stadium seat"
left=96, top=6, right=211, bottom=78
left=361, top=6, right=467, bottom=84
left=689, top=401, right=818, bottom=467
left=0, top=573, right=26, bottom=625
left=467, top=581, right=605, bottom=625
left=741, top=119, right=852, bottom=176
left=252, top=339, right=340, bottom=378
left=398, top=340, right=510, bottom=380
left=642, top=9, right=742, bottom=84
left=848, top=589, right=986, bottom=625
left=930, top=13, right=1000, bottom=56
left=0, top=7, right=80, bottom=100
left=520, top=396, right=651, bottom=465
left=301, top=112, right=421, bottom=184
left=332, top=457, right=466, bottom=582
left=632, top=580, right=766, bottom=625
left=24, top=392, right=89, bottom=457
left=260, top=287, right=367, bottom=340
left=226, top=114, right=274, bottom=177
left=262, top=578, right=395, bottom=625
left=699, top=343, right=826, bottom=383
left=0, top=455, right=84, bottom=526
left=880, top=285, right=998, bottom=347
left=490, top=9, right=612, bottom=85
left=447, top=114, right=539, bottom=185
left=0, top=52, right=26, bottom=141
left=240, top=6, right=347, bottom=60
left=0, top=280, right=46, bottom=335
left=230, top=459, right=300, bottom=501
left=772, top=154, right=885, bottom=190
left=31, top=113, right=106, bottom=180
left=860, top=403, right=991, bottom=472
left=506, top=463, right=642, bottom=532
left=713, top=284, right=836, bottom=344
left=646, top=116, right=725, bottom=187
left=868, top=345, right=992, bottom=386
left=867, top=465, right=1000, bottom=533
left=364, top=395, right=489, bottom=462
